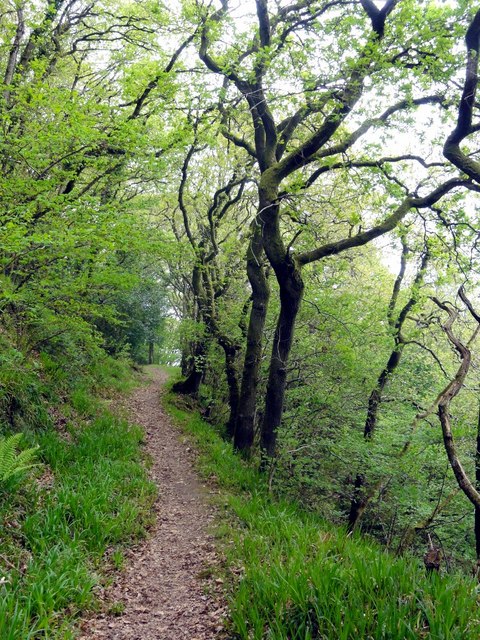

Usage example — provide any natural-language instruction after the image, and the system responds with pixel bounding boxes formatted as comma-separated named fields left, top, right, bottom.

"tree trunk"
left=180, top=350, right=189, bottom=376
left=148, top=341, right=154, bottom=365
left=173, top=264, right=207, bottom=397
left=364, top=345, right=404, bottom=438
left=234, top=224, right=269, bottom=454
left=348, top=344, right=405, bottom=531
left=432, top=294, right=480, bottom=559
left=219, top=339, right=241, bottom=439
left=348, top=474, right=369, bottom=531
left=260, top=257, right=304, bottom=461
left=171, top=339, right=206, bottom=396
left=218, top=298, right=250, bottom=440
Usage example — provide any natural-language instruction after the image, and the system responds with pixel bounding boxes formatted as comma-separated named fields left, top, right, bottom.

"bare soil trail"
left=80, top=366, right=227, bottom=640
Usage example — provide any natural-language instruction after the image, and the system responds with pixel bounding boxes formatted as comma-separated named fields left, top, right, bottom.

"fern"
left=0, top=433, right=39, bottom=486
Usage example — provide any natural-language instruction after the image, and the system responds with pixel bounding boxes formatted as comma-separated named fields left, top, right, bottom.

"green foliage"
left=0, top=434, right=38, bottom=490
left=0, top=0, right=172, bottom=402
left=2, top=0, right=480, bottom=636
left=99, top=281, right=168, bottom=364
left=164, top=380, right=480, bottom=640
left=0, top=397, right=156, bottom=638
left=0, top=343, right=49, bottom=433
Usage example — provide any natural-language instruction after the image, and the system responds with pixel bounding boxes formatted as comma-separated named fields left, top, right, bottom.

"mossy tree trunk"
left=234, top=223, right=270, bottom=453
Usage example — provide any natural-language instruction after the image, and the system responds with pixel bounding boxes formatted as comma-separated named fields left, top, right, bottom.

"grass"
left=164, top=373, right=480, bottom=640
left=0, top=370, right=156, bottom=639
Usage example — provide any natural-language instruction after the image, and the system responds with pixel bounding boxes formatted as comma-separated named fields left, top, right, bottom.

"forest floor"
left=79, top=366, right=227, bottom=640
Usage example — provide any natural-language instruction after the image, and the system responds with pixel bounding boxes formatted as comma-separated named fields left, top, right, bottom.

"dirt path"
left=80, top=367, right=227, bottom=640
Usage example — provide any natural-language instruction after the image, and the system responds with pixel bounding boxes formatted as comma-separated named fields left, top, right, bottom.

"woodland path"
left=80, top=367, right=226, bottom=640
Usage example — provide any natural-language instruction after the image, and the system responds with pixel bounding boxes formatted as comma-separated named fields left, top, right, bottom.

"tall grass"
left=0, top=369, right=156, bottom=639
left=164, top=381, right=480, bottom=640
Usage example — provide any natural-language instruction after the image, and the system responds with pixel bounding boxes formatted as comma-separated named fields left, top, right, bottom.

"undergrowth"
left=164, top=373, right=480, bottom=640
left=0, top=358, right=156, bottom=639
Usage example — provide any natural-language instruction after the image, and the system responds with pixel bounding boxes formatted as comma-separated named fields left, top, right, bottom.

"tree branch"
left=444, top=9, right=480, bottom=182
left=430, top=292, right=480, bottom=509
left=127, top=33, right=196, bottom=120
left=298, top=179, right=475, bottom=266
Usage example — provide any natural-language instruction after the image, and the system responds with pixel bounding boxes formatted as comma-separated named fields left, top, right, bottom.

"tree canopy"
left=3, top=0, right=480, bottom=581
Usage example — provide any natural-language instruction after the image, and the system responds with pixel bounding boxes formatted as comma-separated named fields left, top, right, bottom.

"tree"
left=196, top=0, right=478, bottom=461
left=0, top=0, right=186, bottom=386
left=161, top=122, right=253, bottom=435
